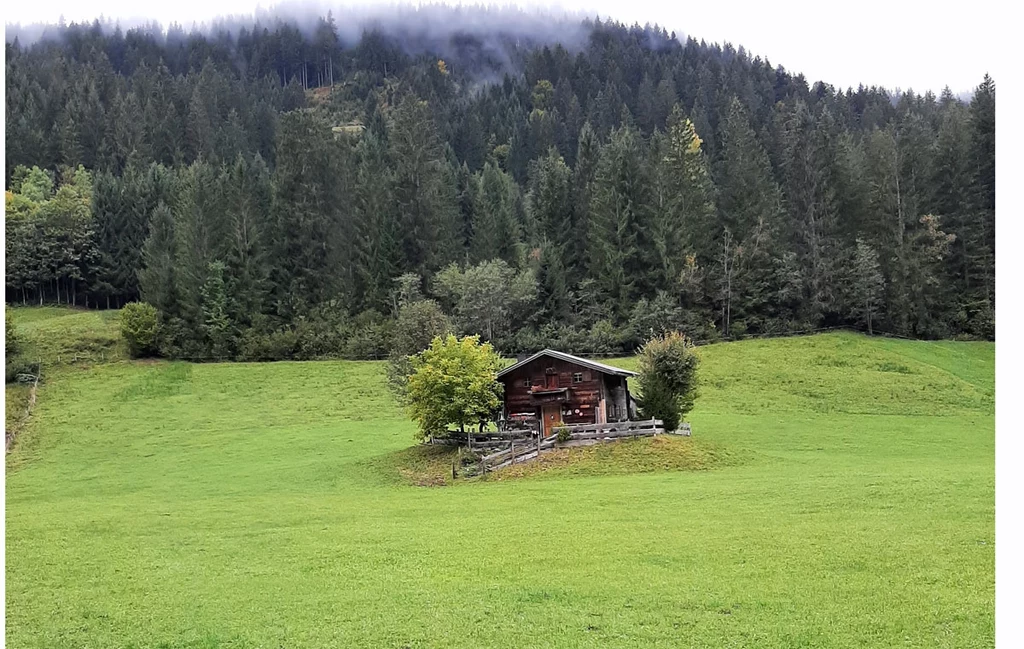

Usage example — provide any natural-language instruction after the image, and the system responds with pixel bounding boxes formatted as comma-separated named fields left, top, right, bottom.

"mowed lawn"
left=5, top=318, right=994, bottom=648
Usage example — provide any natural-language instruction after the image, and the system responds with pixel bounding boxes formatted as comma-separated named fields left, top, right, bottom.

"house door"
left=541, top=404, right=561, bottom=437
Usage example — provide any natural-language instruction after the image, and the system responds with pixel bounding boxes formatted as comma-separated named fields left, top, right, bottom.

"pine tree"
left=138, top=201, right=178, bottom=316
left=570, top=122, right=600, bottom=285
left=780, top=101, right=844, bottom=323
left=390, top=94, right=460, bottom=276
left=470, top=161, right=520, bottom=265
left=352, top=132, right=401, bottom=312
left=223, top=154, right=273, bottom=326
left=272, top=110, right=349, bottom=316
left=714, top=98, right=785, bottom=334
left=636, top=74, right=657, bottom=133
left=716, top=98, right=781, bottom=244
left=173, top=160, right=226, bottom=330
left=651, top=106, right=717, bottom=292
left=849, top=239, right=884, bottom=334
left=535, top=240, right=570, bottom=323
left=526, top=147, right=572, bottom=254
left=966, top=74, right=995, bottom=336
left=588, top=124, right=651, bottom=320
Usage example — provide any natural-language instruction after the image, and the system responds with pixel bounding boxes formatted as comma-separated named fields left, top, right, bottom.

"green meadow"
left=5, top=308, right=994, bottom=648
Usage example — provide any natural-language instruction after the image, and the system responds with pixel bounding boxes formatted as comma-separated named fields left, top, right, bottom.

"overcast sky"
left=3, top=0, right=998, bottom=95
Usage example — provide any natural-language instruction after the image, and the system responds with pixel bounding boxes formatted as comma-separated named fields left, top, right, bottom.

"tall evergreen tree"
left=138, top=200, right=178, bottom=317
left=223, top=153, right=273, bottom=326
left=588, top=124, right=651, bottom=320
left=353, top=131, right=402, bottom=313
left=390, top=94, right=460, bottom=276
left=651, top=106, right=716, bottom=292
left=780, top=101, right=842, bottom=323
left=470, top=161, right=520, bottom=265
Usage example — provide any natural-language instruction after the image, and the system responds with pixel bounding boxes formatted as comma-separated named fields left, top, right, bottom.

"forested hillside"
left=4, top=7, right=995, bottom=360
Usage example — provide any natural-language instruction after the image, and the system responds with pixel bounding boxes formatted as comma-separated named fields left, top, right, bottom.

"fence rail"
left=480, top=436, right=558, bottom=471
left=463, top=418, right=690, bottom=474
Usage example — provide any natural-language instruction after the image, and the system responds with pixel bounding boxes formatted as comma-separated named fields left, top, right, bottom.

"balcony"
left=528, top=385, right=569, bottom=404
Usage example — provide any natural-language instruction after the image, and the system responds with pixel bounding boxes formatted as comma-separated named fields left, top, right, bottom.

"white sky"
left=3, top=0, right=1000, bottom=95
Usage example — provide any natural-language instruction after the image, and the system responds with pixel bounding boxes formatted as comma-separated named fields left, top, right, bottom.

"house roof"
left=496, top=349, right=636, bottom=379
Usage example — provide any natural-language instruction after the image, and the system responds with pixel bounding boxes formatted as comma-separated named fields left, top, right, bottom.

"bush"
left=293, top=317, right=346, bottom=359
left=555, top=426, right=572, bottom=443
left=5, top=358, right=40, bottom=384
left=6, top=311, right=19, bottom=357
left=344, top=322, right=393, bottom=359
left=120, top=302, right=160, bottom=358
left=587, top=319, right=627, bottom=354
left=237, top=328, right=298, bottom=361
left=636, top=332, right=700, bottom=432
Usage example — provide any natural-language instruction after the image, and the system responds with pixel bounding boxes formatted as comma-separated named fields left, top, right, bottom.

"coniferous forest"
left=5, top=6, right=996, bottom=360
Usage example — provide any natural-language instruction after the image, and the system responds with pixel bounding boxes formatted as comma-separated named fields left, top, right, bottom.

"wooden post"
left=510, top=441, right=515, bottom=465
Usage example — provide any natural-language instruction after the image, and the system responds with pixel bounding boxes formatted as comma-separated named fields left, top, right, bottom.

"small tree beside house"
left=406, top=334, right=504, bottom=442
left=636, top=332, right=700, bottom=432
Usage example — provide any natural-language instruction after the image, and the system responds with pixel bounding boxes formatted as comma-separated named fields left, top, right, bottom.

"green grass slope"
left=6, top=306, right=124, bottom=367
left=5, top=313, right=993, bottom=649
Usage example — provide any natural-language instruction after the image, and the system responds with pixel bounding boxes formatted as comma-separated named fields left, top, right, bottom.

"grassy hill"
left=5, top=308, right=994, bottom=648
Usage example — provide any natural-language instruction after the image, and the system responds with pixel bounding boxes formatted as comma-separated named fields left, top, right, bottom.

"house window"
left=523, top=378, right=532, bottom=388
left=572, top=372, right=584, bottom=383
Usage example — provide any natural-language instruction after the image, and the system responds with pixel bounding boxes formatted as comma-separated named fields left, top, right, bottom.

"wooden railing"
left=430, top=428, right=536, bottom=448
left=479, top=436, right=558, bottom=471
left=471, top=419, right=692, bottom=473
left=557, top=419, right=664, bottom=437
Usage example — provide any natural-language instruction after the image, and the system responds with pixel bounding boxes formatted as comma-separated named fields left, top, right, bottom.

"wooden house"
left=497, top=350, right=637, bottom=438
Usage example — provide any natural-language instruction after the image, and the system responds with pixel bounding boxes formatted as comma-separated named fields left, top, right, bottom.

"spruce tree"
left=272, top=110, right=349, bottom=316
left=849, top=239, right=884, bottom=334
left=588, top=124, right=651, bottom=320
left=390, top=94, right=460, bottom=276
left=652, top=106, right=717, bottom=291
left=223, top=153, right=273, bottom=326
left=353, top=132, right=401, bottom=313
left=526, top=147, right=572, bottom=255
left=138, top=201, right=178, bottom=317
left=780, top=102, right=843, bottom=324
left=470, top=162, right=520, bottom=266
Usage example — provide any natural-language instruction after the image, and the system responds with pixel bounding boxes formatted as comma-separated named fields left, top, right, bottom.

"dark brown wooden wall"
left=501, top=357, right=607, bottom=425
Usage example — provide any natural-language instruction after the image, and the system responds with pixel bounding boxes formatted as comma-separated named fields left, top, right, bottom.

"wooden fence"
left=429, top=428, right=537, bottom=450
left=470, top=419, right=692, bottom=473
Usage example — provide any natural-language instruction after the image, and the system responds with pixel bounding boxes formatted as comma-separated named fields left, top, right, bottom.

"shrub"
left=237, top=328, right=298, bottom=361
left=5, top=358, right=40, bottom=384
left=120, top=302, right=160, bottom=358
left=6, top=311, right=19, bottom=357
left=293, top=317, right=346, bottom=359
left=555, top=426, right=572, bottom=443
left=636, top=332, right=700, bottom=432
left=587, top=319, right=627, bottom=354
